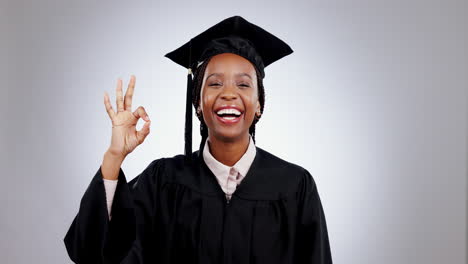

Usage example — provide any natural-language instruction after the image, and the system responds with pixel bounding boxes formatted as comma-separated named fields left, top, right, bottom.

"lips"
left=215, top=112, right=243, bottom=124
left=214, top=105, right=244, bottom=113
left=214, top=105, right=244, bottom=125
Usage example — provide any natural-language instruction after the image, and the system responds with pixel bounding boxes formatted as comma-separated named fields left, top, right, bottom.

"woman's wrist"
left=101, top=150, right=125, bottom=180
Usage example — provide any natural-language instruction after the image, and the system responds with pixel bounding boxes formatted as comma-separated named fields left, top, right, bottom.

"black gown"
left=64, top=144, right=333, bottom=264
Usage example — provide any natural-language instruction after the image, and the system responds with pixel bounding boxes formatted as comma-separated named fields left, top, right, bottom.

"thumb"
left=136, top=120, right=151, bottom=144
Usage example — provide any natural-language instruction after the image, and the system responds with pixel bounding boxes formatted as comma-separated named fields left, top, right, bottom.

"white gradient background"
left=1, top=0, right=467, bottom=263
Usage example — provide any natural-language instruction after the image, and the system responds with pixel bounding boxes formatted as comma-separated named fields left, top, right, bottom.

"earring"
left=255, top=110, right=262, bottom=119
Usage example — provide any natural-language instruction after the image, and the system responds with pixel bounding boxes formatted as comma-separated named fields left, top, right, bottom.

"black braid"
left=192, top=55, right=265, bottom=151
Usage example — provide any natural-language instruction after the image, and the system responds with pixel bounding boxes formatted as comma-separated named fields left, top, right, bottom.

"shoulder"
left=255, top=146, right=305, bottom=173
left=127, top=157, right=167, bottom=187
left=144, top=150, right=199, bottom=171
left=254, top=146, right=317, bottom=194
left=141, top=151, right=202, bottom=184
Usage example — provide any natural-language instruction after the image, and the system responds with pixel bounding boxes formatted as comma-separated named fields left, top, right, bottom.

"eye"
left=209, top=83, right=222, bottom=86
left=238, top=83, right=250, bottom=87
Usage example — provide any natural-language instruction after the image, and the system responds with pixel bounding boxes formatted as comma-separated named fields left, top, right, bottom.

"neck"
left=207, top=133, right=250, bottom=167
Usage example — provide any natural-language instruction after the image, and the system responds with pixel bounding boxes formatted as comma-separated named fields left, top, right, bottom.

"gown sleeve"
left=63, top=159, right=164, bottom=264
left=295, top=169, right=333, bottom=264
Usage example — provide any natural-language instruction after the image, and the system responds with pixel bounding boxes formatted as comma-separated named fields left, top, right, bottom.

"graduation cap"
left=164, top=15, right=293, bottom=161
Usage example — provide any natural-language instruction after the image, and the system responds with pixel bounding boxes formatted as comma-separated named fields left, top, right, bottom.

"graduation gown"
left=64, top=145, right=333, bottom=264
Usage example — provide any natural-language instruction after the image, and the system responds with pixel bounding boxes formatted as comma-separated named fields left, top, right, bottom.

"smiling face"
left=199, top=53, right=261, bottom=142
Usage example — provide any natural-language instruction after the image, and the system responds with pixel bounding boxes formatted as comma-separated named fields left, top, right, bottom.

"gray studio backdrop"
left=1, top=0, right=467, bottom=263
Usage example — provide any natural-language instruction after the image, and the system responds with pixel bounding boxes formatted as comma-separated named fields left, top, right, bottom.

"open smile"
left=214, top=106, right=244, bottom=125
left=215, top=112, right=243, bottom=124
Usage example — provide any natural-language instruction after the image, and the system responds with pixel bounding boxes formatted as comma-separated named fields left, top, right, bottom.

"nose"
left=220, top=82, right=238, bottom=100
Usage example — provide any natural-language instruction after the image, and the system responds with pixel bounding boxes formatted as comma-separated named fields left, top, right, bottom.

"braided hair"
left=191, top=55, right=265, bottom=152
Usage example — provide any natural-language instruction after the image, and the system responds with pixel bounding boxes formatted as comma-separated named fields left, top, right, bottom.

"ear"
left=256, top=100, right=261, bottom=113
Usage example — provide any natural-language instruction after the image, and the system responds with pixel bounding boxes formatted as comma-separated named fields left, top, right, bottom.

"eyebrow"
left=206, top=72, right=252, bottom=80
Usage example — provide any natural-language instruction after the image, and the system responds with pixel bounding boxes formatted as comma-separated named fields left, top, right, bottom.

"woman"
left=64, top=16, right=333, bottom=264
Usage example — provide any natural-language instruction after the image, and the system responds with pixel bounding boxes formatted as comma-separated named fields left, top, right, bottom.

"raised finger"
left=124, top=75, right=136, bottom=111
left=104, top=91, right=116, bottom=119
left=115, top=78, right=125, bottom=112
left=132, top=106, right=150, bottom=122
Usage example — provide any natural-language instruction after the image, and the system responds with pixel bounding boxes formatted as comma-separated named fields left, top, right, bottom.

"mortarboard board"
left=164, top=15, right=293, bottom=161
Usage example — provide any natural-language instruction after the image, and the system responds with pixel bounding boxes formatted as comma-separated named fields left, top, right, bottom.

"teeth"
left=216, top=108, right=241, bottom=116
left=222, top=116, right=237, bottom=120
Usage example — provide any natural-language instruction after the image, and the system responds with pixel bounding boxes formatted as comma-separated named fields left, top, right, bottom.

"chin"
left=211, top=128, right=248, bottom=142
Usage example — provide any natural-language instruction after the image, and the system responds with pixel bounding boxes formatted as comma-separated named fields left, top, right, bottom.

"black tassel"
left=184, top=69, right=193, bottom=162
left=198, top=122, right=208, bottom=156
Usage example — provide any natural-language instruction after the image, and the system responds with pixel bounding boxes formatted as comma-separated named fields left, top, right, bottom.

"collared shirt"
left=202, top=134, right=257, bottom=202
left=103, top=134, right=256, bottom=218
